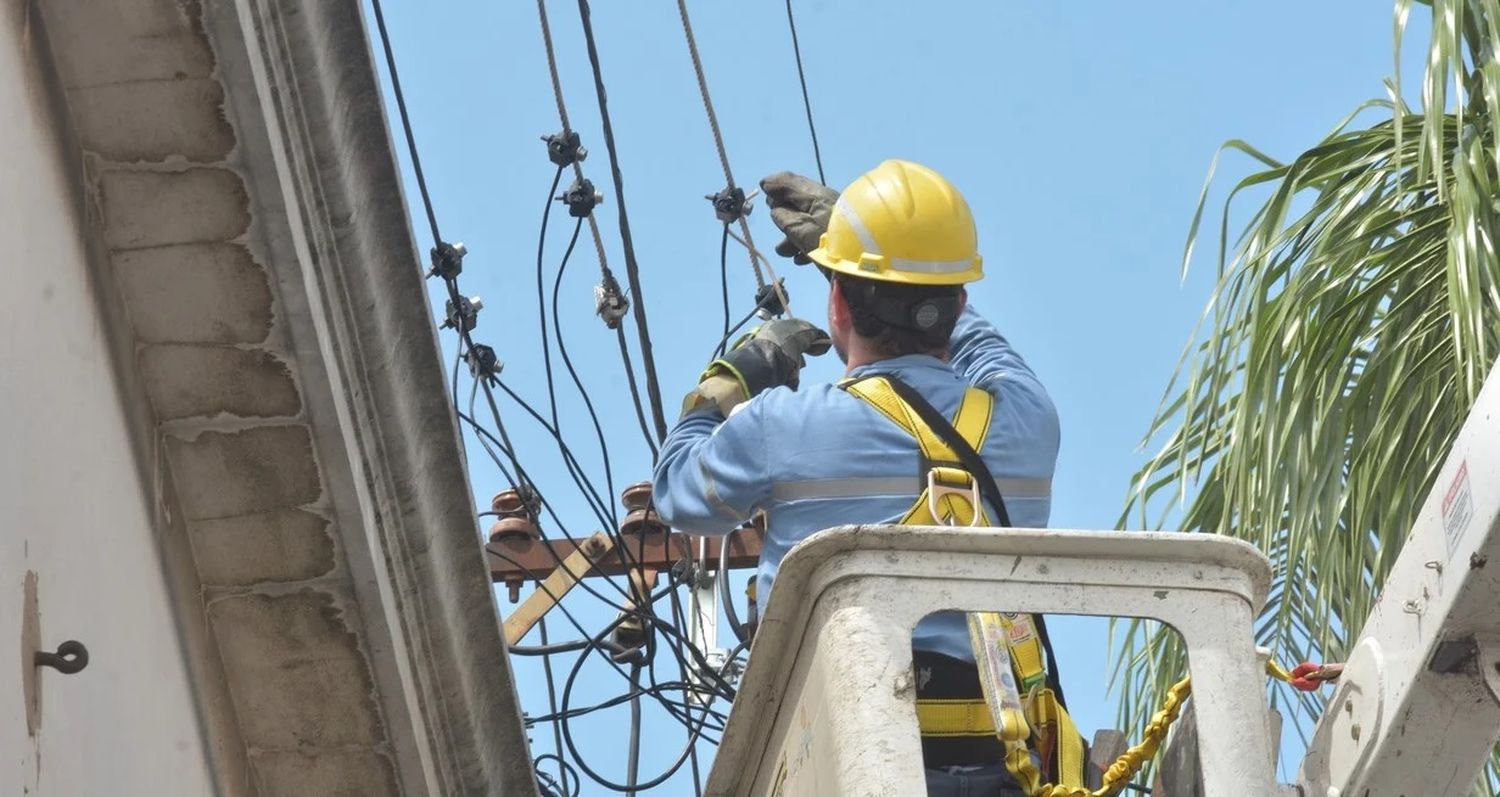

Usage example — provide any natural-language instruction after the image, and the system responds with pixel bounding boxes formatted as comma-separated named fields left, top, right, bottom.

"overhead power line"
left=372, top=2, right=770, bottom=792
left=536, top=0, right=617, bottom=290
left=783, top=0, right=826, bottom=185
left=673, top=0, right=792, bottom=319
left=369, top=0, right=441, bottom=246
left=575, top=0, right=672, bottom=443
left=536, top=0, right=661, bottom=460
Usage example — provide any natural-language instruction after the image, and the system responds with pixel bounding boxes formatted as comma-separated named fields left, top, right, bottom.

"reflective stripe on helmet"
left=889, top=255, right=978, bottom=274
left=834, top=198, right=973, bottom=274
left=834, top=196, right=882, bottom=256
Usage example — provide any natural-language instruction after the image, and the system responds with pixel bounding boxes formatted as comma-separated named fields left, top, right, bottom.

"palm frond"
left=1114, top=0, right=1500, bottom=790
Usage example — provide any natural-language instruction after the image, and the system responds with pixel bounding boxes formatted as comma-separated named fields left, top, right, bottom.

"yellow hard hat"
left=808, top=159, right=983, bottom=286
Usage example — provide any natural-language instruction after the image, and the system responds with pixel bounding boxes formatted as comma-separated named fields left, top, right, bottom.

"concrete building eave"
left=32, top=0, right=536, bottom=791
left=204, top=0, right=537, bottom=792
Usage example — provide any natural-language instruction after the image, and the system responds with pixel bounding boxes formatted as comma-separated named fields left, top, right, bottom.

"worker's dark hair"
left=831, top=272, right=963, bottom=357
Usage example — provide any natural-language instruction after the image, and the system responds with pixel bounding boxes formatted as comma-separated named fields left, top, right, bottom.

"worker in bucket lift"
left=653, top=160, right=1075, bottom=795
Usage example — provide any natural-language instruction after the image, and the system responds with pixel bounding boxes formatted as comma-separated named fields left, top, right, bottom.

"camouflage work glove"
left=682, top=319, right=832, bottom=417
left=760, top=172, right=839, bottom=265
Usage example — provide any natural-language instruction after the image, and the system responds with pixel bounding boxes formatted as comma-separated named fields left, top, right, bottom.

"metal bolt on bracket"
left=754, top=279, right=789, bottom=318
left=428, top=241, right=467, bottom=281
left=707, top=186, right=753, bottom=224
left=466, top=344, right=502, bottom=381
left=542, top=130, right=587, bottom=167
left=441, top=295, right=483, bottom=333
left=558, top=177, right=604, bottom=218
left=612, top=613, right=649, bottom=660
left=594, top=279, right=630, bottom=329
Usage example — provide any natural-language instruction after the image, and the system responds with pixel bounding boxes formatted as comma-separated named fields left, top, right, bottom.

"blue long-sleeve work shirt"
left=652, top=305, right=1060, bottom=660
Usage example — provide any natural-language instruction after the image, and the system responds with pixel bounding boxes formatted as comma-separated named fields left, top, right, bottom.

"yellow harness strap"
left=842, top=376, right=993, bottom=526
left=842, top=376, right=1087, bottom=793
left=915, top=699, right=999, bottom=737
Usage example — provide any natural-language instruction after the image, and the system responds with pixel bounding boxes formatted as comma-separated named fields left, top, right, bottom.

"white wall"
left=0, top=6, right=215, bottom=795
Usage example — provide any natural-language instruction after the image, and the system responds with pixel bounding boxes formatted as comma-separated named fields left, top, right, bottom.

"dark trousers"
left=925, top=763, right=1026, bottom=797
left=915, top=651, right=1026, bottom=796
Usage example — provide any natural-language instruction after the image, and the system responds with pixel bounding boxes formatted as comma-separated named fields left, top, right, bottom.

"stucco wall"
left=0, top=3, right=216, bottom=794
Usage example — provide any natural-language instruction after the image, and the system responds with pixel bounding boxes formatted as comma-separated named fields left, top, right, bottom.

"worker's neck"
left=841, top=341, right=950, bottom=375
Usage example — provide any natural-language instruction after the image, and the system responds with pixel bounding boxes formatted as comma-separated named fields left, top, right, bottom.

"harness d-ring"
left=926, top=468, right=983, bottom=527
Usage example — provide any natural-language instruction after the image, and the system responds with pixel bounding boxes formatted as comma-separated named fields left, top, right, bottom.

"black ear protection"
left=832, top=273, right=960, bottom=332
left=905, top=295, right=961, bottom=331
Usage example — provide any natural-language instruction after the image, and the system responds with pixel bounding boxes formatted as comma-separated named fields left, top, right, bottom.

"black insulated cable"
left=626, top=662, right=644, bottom=796
left=538, top=618, right=573, bottom=797
left=616, top=328, right=660, bottom=461
left=533, top=171, right=619, bottom=528
left=552, top=221, right=620, bottom=526
left=717, top=224, right=732, bottom=358
left=673, top=0, right=792, bottom=317
left=719, top=530, right=749, bottom=645
left=381, top=3, right=752, bottom=787
left=575, top=0, right=671, bottom=443
left=783, top=0, right=825, bottom=184
left=536, top=0, right=618, bottom=286
left=369, top=0, right=442, bottom=246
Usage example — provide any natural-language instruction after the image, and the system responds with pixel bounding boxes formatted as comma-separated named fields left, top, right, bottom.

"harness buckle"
left=926, top=467, right=982, bottom=527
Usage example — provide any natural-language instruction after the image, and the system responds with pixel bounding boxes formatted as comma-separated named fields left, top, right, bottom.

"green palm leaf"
left=1115, top=0, right=1500, bottom=790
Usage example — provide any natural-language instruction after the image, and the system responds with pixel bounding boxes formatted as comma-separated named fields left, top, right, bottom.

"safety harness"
left=840, top=374, right=1088, bottom=793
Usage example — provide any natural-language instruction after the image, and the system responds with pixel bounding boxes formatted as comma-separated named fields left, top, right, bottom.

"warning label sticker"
left=1442, top=461, right=1474, bottom=558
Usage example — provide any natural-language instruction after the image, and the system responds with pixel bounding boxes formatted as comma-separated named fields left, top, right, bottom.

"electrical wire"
left=463, top=406, right=641, bottom=612
left=551, top=219, right=620, bottom=527
left=486, top=544, right=722, bottom=720
left=487, top=528, right=734, bottom=789
left=535, top=0, right=616, bottom=284
left=481, top=510, right=731, bottom=696
left=466, top=366, right=529, bottom=497
left=482, top=377, right=616, bottom=533
left=566, top=605, right=727, bottom=740
left=664, top=569, right=708, bottom=792
left=616, top=328, right=661, bottom=460
left=716, top=224, right=731, bottom=359
left=372, top=5, right=736, bottom=792
left=538, top=618, right=573, bottom=797
left=479, top=447, right=730, bottom=785
left=537, top=0, right=660, bottom=462
left=535, top=755, right=582, bottom=797
left=672, top=0, right=791, bottom=318
left=575, top=0, right=671, bottom=442
left=719, top=529, right=748, bottom=645
left=377, top=1, right=763, bottom=788
left=626, top=662, right=644, bottom=795
left=368, top=0, right=441, bottom=246
left=480, top=377, right=665, bottom=599
left=532, top=192, right=619, bottom=528
left=471, top=358, right=736, bottom=796
left=559, top=626, right=723, bottom=792
left=511, top=637, right=601, bottom=657
left=513, top=172, right=660, bottom=601
left=527, top=681, right=720, bottom=725
left=535, top=165, right=570, bottom=434
left=783, top=0, right=825, bottom=184
left=711, top=308, right=759, bottom=363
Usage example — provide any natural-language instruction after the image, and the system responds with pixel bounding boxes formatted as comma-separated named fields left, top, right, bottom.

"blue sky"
left=369, top=1, right=1427, bottom=791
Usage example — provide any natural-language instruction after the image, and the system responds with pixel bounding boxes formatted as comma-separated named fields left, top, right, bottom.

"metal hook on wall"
left=34, top=640, right=89, bottom=675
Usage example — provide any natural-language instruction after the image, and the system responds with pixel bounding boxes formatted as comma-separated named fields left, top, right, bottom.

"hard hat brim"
left=807, top=246, right=984, bottom=287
